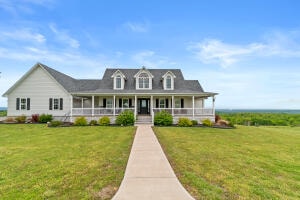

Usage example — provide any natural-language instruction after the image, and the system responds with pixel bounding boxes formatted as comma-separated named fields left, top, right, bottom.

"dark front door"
left=138, top=98, right=150, bottom=114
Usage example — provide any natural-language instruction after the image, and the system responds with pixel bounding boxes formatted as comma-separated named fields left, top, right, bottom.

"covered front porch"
left=70, top=94, right=216, bottom=123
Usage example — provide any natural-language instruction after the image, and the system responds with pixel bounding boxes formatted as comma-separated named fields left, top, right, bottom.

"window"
left=138, top=73, right=150, bottom=89
left=122, top=99, right=129, bottom=108
left=159, top=99, right=165, bottom=108
left=166, top=75, right=172, bottom=89
left=16, top=98, right=30, bottom=110
left=49, top=98, right=63, bottom=110
left=106, top=99, right=113, bottom=108
left=116, top=75, right=122, bottom=89
left=175, top=99, right=181, bottom=108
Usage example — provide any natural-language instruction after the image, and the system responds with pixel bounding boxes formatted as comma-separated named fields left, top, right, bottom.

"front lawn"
left=0, top=124, right=135, bottom=199
left=154, top=126, right=300, bottom=199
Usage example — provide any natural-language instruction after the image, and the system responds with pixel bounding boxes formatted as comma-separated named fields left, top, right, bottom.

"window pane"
left=106, top=99, right=113, bottom=108
left=21, top=98, right=26, bottom=110
left=116, top=77, right=121, bottom=88
left=159, top=99, right=165, bottom=108
left=175, top=99, right=181, bottom=108
left=54, top=98, right=59, bottom=110
left=144, top=78, right=149, bottom=88
left=166, top=77, right=171, bottom=89
left=139, top=78, right=143, bottom=88
left=123, top=99, right=129, bottom=108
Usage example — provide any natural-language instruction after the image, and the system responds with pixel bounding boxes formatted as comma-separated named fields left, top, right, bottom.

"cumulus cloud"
left=49, top=23, right=80, bottom=48
left=131, top=50, right=176, bottom=68
left=188, top=31, right=300, bottom=68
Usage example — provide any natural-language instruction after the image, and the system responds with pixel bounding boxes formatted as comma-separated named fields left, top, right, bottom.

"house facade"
left=3, top=63, right=218, bottom=124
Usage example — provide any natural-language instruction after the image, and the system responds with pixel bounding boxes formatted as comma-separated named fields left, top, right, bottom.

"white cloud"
left=188, top=31, right=300, bottom=68
left=0, top=0, right=54, bottom=15
left=124, top=21, right=149, bottom=33
left=49, top=23, right=80, bottom=49
left=0, top=29, right=46, bottom=43
left=131, top=50, right=176, bottom=68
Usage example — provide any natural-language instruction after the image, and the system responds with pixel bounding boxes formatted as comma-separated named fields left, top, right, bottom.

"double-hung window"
left=16, top=98, right=30, bottom=110
left=138, top=73, right=150, bottom=89
left=49, top=98, right=63, bottom=110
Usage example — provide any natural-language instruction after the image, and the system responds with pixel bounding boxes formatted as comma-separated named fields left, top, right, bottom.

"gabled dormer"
left=162, top=71, right=176, bottom=90
left=111, top=70, right=126, bottom=90
left=134, top=67, right=154, bottom=90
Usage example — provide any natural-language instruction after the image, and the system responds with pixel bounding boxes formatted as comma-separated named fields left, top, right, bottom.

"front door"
left=138, top=98, right=150, bottom=114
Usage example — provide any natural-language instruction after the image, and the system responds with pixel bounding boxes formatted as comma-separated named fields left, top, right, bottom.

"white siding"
left=7, top=67, right=71, bottom=117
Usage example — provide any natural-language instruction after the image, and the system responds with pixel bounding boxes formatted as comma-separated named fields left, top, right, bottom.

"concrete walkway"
left=112, top=124, right=194, bottom=200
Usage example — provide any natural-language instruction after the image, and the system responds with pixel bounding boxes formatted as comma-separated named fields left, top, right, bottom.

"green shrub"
left=39, top=114, right=53, bottom=123
left=191, top=120, right=198, bottom=126
left=154, top=110, right=173, bottom=126
left=48, top=120, right=62, bottom=127
left=74, top=117, right=88, bottom=126
left=15, top=115, right=27, bottom=123
left=0, top=110, right=7, bottom=117
left=202, top=119, right=213, bottom=127
left=89, top=120, right=98, bottom=126
left=178, top=117, right=192, bottom=127
left=116, top=110, right=134, bottom=126
left=99, top=116, right=110, bottom=126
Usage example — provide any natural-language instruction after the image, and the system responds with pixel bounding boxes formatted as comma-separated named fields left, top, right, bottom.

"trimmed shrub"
left=74, top=117, right=88, bottom=126
left=89, top=120, right=98, bottom=126
left=31, top=114, right=39, bottom=123
left=99, top=116, right=110, bottom=126
left=202, top=119, right=213, bottom=127
left=39, top=114, right=53, bottom=123
left=154, top=110, right=173, bottom=126
left=5, top=117, right=16, bottom=123
left=116, top=110, right=135, bottom=126
left=15, top=115, right=26, bottom=123
left=191, top=120, right=198, bottom=126
left=178, top=117, right=192, bottom=127
left=48, top=120, right=63, bottom=127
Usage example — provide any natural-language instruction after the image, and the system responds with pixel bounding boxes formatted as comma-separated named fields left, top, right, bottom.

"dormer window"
left=111, top=70, right=126, bottom=90
left=138, top=73, right=150, bottom=89
left=166, top=75, right=172, bottom=89
left=134, top=68, right=154, bottom=90
left=162, top=71, right=176, bottom=90
left=116, top=75, right=122, bottom=89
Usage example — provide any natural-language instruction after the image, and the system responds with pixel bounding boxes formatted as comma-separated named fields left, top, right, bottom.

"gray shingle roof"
left=40, top=64, right=215, bottom=95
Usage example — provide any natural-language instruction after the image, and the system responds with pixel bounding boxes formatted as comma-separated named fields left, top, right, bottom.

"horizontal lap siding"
left=7, top=67, right=70, bottom=116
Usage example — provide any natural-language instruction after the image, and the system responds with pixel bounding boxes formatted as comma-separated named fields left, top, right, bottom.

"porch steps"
left=135, top=115, right=152, bottom=125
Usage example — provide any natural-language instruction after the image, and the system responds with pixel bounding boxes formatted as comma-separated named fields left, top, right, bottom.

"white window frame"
left=159, top=99, right=165, bottom=108
left=138, top=73, right=150, bottom=89
left=166, top=75, right=172, bottom=89
left=53, top=98, right=59, bottom=110
left=115, top=75, right=122, bottom=89
left=20, top=98, right=27, bottom=110
left=106, top=98, right=113, bottom=108
left=122, top=98, right=129, bottom=108
left=175, top=98, right=181, bottom=108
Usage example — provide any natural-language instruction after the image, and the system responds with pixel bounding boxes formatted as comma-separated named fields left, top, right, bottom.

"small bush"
left=39, top=114, right=53, bottom=123
left=31, top=114, right=39, bottom=123
left=15, top=115, right=26, bottom=123
left=154, top=110, right=173, bottom=126
left=5, top=117, right=16, bottom=123
left=89, top=120, right=98, bottom=126
left=99, top=116, right=110, bottom=126
left=74, top=117, right=88, bottom=126
left=191, top=120, right=198, bottom=126
left=48, top=120, right=62, bottom=127
left=178, top=117, right=192, bottom=127
left=116, top=110, right=135, bottom=126
left=202, top=119, right=213, bottom=127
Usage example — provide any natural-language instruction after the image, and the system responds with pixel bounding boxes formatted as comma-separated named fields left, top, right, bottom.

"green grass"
left=154, top=126, right=300, bottom=200
left=0, top=124, right=135, bottom=199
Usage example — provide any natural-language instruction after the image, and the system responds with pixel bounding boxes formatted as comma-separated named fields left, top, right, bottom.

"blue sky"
left=0, top=0, right=300, bottom=109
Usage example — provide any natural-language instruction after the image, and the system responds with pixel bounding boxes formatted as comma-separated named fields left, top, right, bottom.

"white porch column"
left=151, top=95, right=154, bottom=124
left=92, top=95, right=94, bottom=117
left=81, top=97, right=84, bottom=115
left=70, top=95, right=73, bottom=122
left=212, top=96, right=216, bottom=116
left=192, top=96, right=195, bottom=120
left=113, top=95, right=116, bottom=116
left=134, top=95, right=137, bottom=119
left=171, top=95, right=174, bottom=116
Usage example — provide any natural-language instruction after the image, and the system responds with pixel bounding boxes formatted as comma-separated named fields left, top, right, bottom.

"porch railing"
left=72, top=108, right=213, bottom=116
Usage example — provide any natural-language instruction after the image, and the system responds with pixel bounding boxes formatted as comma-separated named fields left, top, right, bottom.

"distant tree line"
left=218, top=112, right=300, bottom=126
